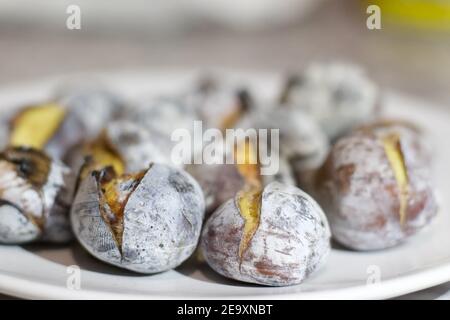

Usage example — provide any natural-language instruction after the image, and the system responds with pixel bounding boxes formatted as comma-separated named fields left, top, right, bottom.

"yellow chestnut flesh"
left=220, top=109, right=243, bottom=132
left=81, top=132, right=125, bottom=179
left=10, top=103, right=66, bottom=150
left=235, top=140, right=263, bottom=261
left=98, top=169, right=146, bottom=251
left=235, top=140, right=260, bottom=185
left=236, top=186, right=262, bottom=260
left=382, top=133, right=409, bottom=225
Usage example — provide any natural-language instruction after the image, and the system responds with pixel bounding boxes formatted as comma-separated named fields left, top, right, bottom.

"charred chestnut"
left=71, top=163, right=205, bottom=273
left=0, top=147, right=71, bottom=244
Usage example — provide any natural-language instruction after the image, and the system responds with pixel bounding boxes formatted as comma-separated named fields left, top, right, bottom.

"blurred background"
left=0, top=0, right=449, bottom=107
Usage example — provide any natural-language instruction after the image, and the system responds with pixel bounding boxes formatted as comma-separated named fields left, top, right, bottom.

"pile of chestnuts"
left=0, top=63, right=439, bottom=287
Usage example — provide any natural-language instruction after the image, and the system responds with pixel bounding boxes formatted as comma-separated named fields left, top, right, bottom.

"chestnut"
left=5, top=88, right=125, bottom=160
left=186, top=141, right=295, bottom=217
left=314, top=120, right=438, bottom=251
left=185, top=76, right=253, bottom=130
left=126, top=96, right=199, bottom=156
left=57, top=86, right=126, bottom=139
left=71, top=163, right=205, bottom=273
left=236, top=107, right=329, bottom=191
left=64, top=120, right=176, bottom=209
left=187, top=158, right=294, bottom=217
left=201, top=181, right=331, bottom=286
left=0, top=147, right=72, bottom=244
left=280, top=63, right=379, bottom=141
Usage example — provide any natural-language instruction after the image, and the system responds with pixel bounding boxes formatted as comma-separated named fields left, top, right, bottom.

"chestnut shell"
left=201, top=182, right=331, bottom=286
left=315, top=122, right=438, bottom=250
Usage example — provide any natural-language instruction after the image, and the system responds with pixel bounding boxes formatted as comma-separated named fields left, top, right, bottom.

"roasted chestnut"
left=314, top=120, right=438, bottom=250
left=280, top=63, right=379, bottom=141
left=126, top=96, right=199, bottom=157
left=71, top=163, right=205, bottom=273
left=57, top=86, right=126, bottom=139
left=66, top=120, right=171, bottom=176
left=0, top=147, right=71, bottom=244
left=201, top=181, right=331, bottom=286
left=5, top=88, right=125, bottom=160
left=187, top=142, right=295, bottom=216
left=185, top=76, right=253, bottom=130
left=236, top=107, right=329, bottom=191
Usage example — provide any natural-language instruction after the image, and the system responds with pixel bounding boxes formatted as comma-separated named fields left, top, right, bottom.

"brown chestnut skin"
left=201, top=182, right=331, bottom=286
left=314, top=121, right=438, bottom=251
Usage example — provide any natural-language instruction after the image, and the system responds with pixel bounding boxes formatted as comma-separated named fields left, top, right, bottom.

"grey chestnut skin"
left=49, top=87, right=126, bottom=159
left=126, top=96, right=199, bottom=158
left=0, top=147, right=72, bottom=244
left=71, top=163, right=205, bottom=273
left=184, top=76, right=252, bottom=130
left=281, top=63, right=378, bottom=141
left=201, top=182, right=331, bottom=286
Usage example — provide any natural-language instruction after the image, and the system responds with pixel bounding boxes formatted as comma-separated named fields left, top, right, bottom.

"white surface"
left=0, top=71, right=449, bottom=300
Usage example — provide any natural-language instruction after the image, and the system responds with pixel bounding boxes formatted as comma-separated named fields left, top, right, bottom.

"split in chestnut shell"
left=0, top=147, right=72, bottom=244
left=201, top=181, right=331, bottom=286
left=314, top=121, right=438, bottom=251
left=71, top=163, right=205, bottom=274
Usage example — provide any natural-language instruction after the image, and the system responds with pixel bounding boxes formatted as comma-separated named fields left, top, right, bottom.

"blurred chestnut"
left=187, top=138, right=295, bottom=217
left=314, top=120, right=438, bottom=250
left=5, top=87, right=125, bottom=160
left=126, top=96, right=199, bottom=157
left=0, top=147, right=72, bottom=244
left=236, top=107, right=329, bottom=191
left=185, top=76, right=253, bottom=130
left=280, top=63, right=379, bottom=141
left=187, top=155, right=294, bottom=217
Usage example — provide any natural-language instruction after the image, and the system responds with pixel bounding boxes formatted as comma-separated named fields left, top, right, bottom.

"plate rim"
left=1, top=258, right=449, bottom=300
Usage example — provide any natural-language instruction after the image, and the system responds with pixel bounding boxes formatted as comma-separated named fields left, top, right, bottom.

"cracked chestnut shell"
left=236, top=107, right=329, bottom=191
left=314, top=120, right=438, bottom=251
left=65, top=120, right=171, bottom=179
left=201, top=181, right=331, bottom=286
left=0, top=147, right=72, bottom=244
left=71, top=163, right=205, bottom=273
left=6, top=88, right=125, bottom=160
left=186, top=156, right=295, bottom=217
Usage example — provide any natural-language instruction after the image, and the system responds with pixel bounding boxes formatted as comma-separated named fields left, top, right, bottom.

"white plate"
left=0, top=71, right=449, bottom=300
